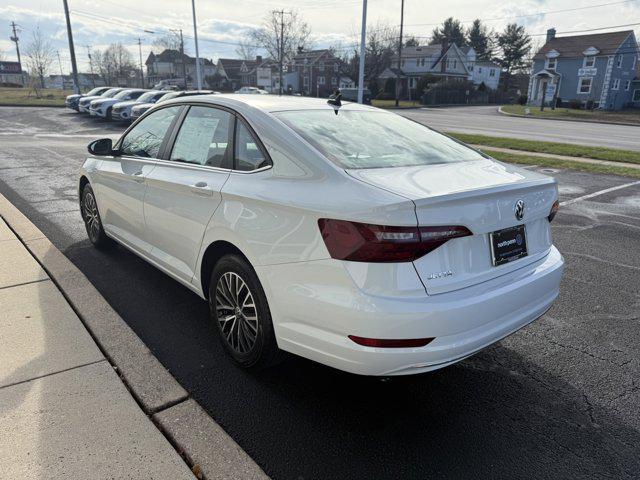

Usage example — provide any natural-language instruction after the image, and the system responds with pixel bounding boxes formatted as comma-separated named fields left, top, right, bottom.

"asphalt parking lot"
left=1, top=106, right=639, bottom=479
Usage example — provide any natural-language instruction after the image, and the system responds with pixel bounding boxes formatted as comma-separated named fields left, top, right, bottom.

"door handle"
left=190, top=181, right=213, bottom=196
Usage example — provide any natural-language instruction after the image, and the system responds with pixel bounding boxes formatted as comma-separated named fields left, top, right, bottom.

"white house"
left=459, top=46, right=501, bottom=90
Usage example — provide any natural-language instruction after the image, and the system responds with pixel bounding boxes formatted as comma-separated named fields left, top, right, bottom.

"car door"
left=143, top=104, right=233, bottom=283
left=93, top=105, right=182, bottom=254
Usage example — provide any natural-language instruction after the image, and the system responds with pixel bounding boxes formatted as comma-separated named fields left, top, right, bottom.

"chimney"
left=546, top=28, right=556, bottom=43
left=297, top=46, right=304, bottom=54
left=441, top=40, right=448, bottom=73
left=256, top=55, right=262, bottom=64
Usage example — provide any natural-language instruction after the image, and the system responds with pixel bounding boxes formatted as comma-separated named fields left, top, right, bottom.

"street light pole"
left=395, top=0, right=405, bottom=107
left=10, top=21, right=25, bottom=86
left=191, top=0, right=202, bottom=90
left=62, top=0, right=80, bottom=94
left=357, top=0, right=367, bottom=104
left=137, top=37, right=145, bottom=87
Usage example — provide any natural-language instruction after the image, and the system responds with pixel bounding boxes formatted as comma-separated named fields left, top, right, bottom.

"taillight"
left=318, top=219, right=471, bottom=263
left=548, top=200, right=559, bottom=222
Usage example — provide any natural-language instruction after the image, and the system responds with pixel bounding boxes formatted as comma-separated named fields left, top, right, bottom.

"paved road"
left=1, top=107, right=639, bottom=479
left=398, top=105, right=640, bottom=151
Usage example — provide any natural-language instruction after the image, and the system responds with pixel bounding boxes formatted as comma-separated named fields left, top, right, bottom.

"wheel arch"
left=200, top=240, right=252, bottom=299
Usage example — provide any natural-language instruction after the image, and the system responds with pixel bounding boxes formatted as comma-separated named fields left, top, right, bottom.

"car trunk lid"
left=346, top=159, right=557, bottom=294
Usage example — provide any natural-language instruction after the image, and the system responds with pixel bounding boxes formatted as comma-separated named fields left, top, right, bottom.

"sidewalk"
left=0, top=216, right=196, bottom=479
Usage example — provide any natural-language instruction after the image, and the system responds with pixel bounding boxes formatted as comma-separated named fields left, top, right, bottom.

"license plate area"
left=490, top=225, right=527, bottom=266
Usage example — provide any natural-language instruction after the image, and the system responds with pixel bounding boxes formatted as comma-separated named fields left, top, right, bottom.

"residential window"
left=478, top=67, right=482, bottom=74
left=303, top=76, right=309, bottom=87
left=625, top=80, right=631, bottom=91
left=489, top=69, right=495, bottom=77
left=546, top=58, right=557, bottom=70
left=318, top=75, right=325, bottom=85
left=410, top=78, right=417, bottom=88
left=634, top=89, right=640, bottom=101
left=633, top=56, right=637, bottom=70
left=333, top=63, right=339, bottom=72
left=612, top=78, right=620, bottom=90
left=578, top=77, right=592, bottom=94
left=319, top=61, right=324, bottom=71
left=617, top=55, right=623, bottom=68
left=583, top=56, right=595, bottom=68
left=453, top=59, right=457, bottom=69
left=331, top=77, right=337, bottom=86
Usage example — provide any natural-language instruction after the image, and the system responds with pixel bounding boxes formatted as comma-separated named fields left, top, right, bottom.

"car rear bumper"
left=258, top=246, right=564, bottom=376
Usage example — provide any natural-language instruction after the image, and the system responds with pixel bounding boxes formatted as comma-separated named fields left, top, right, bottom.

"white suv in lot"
left=78, top=87, right=123, bottom=113
left=89, top=89, right=147, bottom=119
left=112, top=90, right=165, bottom=122
left=79, top=95, right=563, bottom=375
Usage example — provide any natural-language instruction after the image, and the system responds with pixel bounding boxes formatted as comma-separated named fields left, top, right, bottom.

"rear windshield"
left=274, top=110, right=486, bottom=169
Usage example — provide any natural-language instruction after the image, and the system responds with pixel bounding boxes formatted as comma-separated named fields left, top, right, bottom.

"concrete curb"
left=0, top=193, right=269, bottom=480
left=497, top=105, right=640, bottom=128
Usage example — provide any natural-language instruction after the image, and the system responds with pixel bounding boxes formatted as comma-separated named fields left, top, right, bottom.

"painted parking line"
left=560, top=180, right=640, bottom=207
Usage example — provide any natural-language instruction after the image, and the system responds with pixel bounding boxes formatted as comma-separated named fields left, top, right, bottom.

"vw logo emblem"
left=515, top=200, right=525, bottom=221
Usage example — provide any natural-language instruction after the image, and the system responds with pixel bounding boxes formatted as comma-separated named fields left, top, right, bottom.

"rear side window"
left=234, top=120, right=269, bottom=171
left=120, top=106, right=180, bottom=158
left=170, top=106, right=232, bottom=167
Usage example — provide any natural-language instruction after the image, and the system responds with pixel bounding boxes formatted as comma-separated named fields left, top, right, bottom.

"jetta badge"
left=515, top=200, right=525, bottom=221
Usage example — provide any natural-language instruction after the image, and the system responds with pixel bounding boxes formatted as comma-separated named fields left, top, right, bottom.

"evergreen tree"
left=495, top=23, right=531, bottom=74
left=467, top=19, right=493, bottom=60
left=430, top=17, right=466, bottom=47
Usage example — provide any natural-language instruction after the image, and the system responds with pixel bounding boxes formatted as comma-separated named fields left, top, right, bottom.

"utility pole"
left=172, top=29, right=187, bottom=89
left=357, top=0, right=367, bottom=104
left=56, top=50, right=65, bottom=88
left=62, top=0, right=80, bottom=94
left=10, top=21, right=25, bottom=86
left=137, top=37, right=145, bottom=87
left=191, top=0, right=202, bottom=90
left=395, top=0, right=405, bottom=107
left=85, top=45, right=95, bottom=87
left=274, top=10, right=291, bottom=96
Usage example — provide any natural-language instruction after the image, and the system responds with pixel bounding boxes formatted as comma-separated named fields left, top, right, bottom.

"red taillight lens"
left=548, top=200, right=559, bottom=222
left=318, top=219, right=471, bottom=262
left=348, top=335, right=435, bottom=348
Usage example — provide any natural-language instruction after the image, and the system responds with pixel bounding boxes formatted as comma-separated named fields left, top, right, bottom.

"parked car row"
left=66, top=87, right=218, bottom=122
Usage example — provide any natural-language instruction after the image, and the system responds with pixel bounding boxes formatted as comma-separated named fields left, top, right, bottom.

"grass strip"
left=447, top=132, right=640, bottom=165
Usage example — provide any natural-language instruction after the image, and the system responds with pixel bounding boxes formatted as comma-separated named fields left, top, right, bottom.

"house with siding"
left=459, top=46, right=502, bottom=90
left=287, top=49, right=342, bottom=97
left=145, top=49, right=215, bottom=88
left=528, top=28, right=639, bottom=110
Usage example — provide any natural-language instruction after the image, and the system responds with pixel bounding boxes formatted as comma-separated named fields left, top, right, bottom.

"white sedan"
left=89, top=89, right=147, bottom=119
left=79, top=95, right=563, bottom=376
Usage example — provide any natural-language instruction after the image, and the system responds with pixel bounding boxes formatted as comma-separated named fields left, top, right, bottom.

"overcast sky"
left=1, top=0, right=639, bottom=74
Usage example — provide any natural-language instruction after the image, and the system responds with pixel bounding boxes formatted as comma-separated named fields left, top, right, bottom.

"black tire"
left=209, top=254, right=283, bottom=370
left=80, top=183, right=114, bottom=249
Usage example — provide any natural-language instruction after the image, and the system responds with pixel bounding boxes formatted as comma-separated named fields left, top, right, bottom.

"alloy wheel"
left=215, top=272, right=259, bottom=354
left=83, top=191, right=101, bottom=242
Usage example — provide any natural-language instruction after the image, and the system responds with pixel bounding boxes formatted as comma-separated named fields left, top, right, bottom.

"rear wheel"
left=81, top=183, right=114, bottom=249
left=209, top=254, right=282, bottom=369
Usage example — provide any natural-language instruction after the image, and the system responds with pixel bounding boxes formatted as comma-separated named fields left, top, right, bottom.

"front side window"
left=170, top=106, right=232, bottom=167
left=579, top=78, right=592, bottom=94
left=120, top=106, right=181, bottom=158
left=234, top=120, right=269, bottom=171
left=275, top=110, right=487, bottom=169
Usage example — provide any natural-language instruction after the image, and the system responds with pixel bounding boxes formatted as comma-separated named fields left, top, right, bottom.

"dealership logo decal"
left=515, top=200, right=525, bottom=221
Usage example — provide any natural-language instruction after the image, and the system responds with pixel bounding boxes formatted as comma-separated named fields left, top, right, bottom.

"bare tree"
left=25, top=27, right=55, bottom=88
left=152, top=32, right=183, bottom=52
left=0, top=50, right=6, bottom=61
left=249, top=10, right=312, bottom=63
left=346, top=21, right=398, bottom=92
left=93, top=43, right=135, bottom=85
left=235, top=39, right=258, bottom=60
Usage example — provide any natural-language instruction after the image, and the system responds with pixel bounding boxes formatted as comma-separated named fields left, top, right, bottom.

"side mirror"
left=87, top=138, right=114, bottom=156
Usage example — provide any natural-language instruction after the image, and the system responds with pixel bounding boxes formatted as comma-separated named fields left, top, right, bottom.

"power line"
left=404, top=0, right=640, bottom=27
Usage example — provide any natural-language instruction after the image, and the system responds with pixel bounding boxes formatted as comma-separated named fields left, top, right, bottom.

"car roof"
left=162, top=93, right=378, bottom=113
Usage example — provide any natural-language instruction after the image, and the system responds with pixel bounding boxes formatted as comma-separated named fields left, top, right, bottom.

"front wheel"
left=209, top=254, right=282, bottom=370
left=81, top=183, right=114, bottom=249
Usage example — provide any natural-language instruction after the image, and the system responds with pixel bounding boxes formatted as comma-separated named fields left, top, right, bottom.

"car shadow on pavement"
left=62, top=239, right=640, bottom=480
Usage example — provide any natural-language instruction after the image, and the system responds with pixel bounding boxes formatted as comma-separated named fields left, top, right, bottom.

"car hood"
left=66, top=94, right=82, bottom=101
left=113, top=100, right=138, bottom=108
left=79, top=95, right=101, bottom=104
left=91, top=98, right=118, bottom=107
left=132, top=103, right=153, bottom=111
left=345, top=158, right=555, bottom=202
